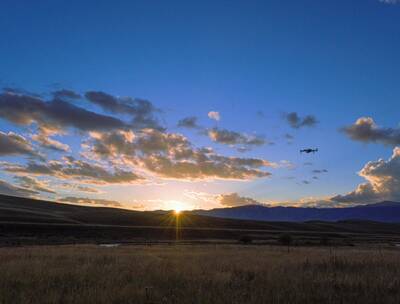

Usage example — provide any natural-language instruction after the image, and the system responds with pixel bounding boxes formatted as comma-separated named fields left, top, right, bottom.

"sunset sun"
left=167, top=201, right=190, bottom=214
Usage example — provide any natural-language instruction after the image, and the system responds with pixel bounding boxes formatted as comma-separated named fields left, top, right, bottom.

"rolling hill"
left=2, top=194, right=400, bottom=246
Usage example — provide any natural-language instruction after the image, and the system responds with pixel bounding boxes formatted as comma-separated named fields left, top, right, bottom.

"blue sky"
left=0, top=0, right=399, bottom=210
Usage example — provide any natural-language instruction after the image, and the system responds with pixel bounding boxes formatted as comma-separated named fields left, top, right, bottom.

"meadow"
left=0, top=244, right=399, bottom=304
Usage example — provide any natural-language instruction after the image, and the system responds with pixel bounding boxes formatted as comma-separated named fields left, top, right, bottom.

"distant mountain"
left=192, top=202, right=400, bottom=223
left=358, top=201, right=400, bottom=208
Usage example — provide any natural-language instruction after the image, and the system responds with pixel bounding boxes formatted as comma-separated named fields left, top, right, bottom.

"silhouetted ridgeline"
left=192, top=202, right=400, bottom=222
left=3, top=194, right=400, bottom=246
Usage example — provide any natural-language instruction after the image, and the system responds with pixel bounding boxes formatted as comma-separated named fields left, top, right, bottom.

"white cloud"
left=342, top=117, right=400, bottom=146
left=332, top=147, right=400, bottom=203
left=59, top=196, right=123, bottom=208
left=208, top=111, right=220, bottom=121
left=217, top=193, right=260, bottom=207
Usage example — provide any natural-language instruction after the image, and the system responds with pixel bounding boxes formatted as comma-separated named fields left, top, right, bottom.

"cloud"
left=0, top=131, right=38, bottom=157
left=31, top=128, right=70, bottom=152
left=284, top=133, right=294, bottom=144
left=256, top=110, right=265, bottom=118
left=283, top=196, right=342, bottom=208
left=2, top=87, right=41, bottom=98
left=0, top=91, right=127, bottom=133
left=0, top=89, right=163, bottom=133
left=312, top=169, right=328, bottom=174
left=177, top=116, right=201, bottom=129
left=0, top=179, right=37, bottom=197
left=285, top=112, right=318, bottom=129
left=84, top=91, right=163, bottom=130
left=87, top=129, right=190, bottom=159
left=178, top=118, right=267, bottom=151
left=217, top=193, right=260, bottom=207
left=59, top=184, right=100, bottom=193
left=2, top=157, right=142, bottom=185
left=15, top=176, right=55, bottom=194
left=52, top=89, right=81, bottom=100
left=331, top=147, right=400, bottom=203
left=0, top=87, right=274, bottom=186
left=140, top=152, right=272, bottom=180
left=59, top=196, right=123, bottom=208
left=379, top=0, right=399, bottom=4
left=208, top=111, right=220, bottom=121
left=208, top=128, right=266, bottom=150
left=273, top=160, right=296, bottom=169
left=85, top=129, right=273, bottom=180
left=342, top=117, right=400, bottom=146
left=182, top=190, right=216, bottom=204
left=55, top=158, right=142, bottom=184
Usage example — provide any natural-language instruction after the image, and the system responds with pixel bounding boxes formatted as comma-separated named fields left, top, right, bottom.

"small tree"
left=320, top=235, right=330, bottom=246
left=239, top=235, right=253, bottom=245
left=278, top=233, right=292, bottom=252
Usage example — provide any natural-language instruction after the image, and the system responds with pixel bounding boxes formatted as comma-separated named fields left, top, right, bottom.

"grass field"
left=1, top=244, right=400, bottom=304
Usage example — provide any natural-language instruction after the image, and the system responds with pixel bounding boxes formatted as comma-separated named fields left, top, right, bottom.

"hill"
left=2, top=194, right=400, bottom=246
left=192, top=202, right=400, bottom=222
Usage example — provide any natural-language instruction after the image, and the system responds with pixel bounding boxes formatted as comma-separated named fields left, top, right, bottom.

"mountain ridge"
left=191, top=201, right=400, bottom=222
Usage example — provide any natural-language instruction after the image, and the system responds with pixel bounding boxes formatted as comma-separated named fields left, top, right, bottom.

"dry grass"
left=0, top=244, right=400, bottom=304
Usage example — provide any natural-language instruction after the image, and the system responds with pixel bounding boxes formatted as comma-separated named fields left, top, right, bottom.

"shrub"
left=278, top=233, right=293, bottom=252
left=239, top=235, right=253, bottom=245
left=320, top=236, right=330, bottom=246
left=278, top=233, right=292, bottom=246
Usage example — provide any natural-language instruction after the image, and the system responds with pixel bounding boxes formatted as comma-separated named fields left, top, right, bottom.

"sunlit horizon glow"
left=167, top=201, right=192, bottom=213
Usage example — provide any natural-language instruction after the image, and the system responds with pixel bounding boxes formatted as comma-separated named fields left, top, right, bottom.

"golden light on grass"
left=2, top=245, right=400, bottom=303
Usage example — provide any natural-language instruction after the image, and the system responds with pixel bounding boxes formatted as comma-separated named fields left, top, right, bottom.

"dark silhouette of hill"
left=192, top=202, right=400, bottom=223
left=2, top=194, right=400, bottom=246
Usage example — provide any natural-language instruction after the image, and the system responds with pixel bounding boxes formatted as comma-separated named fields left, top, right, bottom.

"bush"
left=320, top=236, right=330, bottom=246
left=239, top=235, right=253, bottom=245
left=278, top=234, right=293, bottom=252
left=278, top=233, right=292, bottom=246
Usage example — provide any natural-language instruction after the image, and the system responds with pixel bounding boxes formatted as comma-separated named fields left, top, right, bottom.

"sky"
left=0, top=0, right=400, bottom=210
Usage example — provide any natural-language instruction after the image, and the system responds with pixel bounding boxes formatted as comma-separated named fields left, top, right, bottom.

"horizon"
left=1, top=193, right=399, bottom=212
left=1, top=0, right=400, bottom=211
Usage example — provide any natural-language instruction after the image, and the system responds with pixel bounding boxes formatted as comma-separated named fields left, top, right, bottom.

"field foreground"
left=1, top=245, right=400, bottom=304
